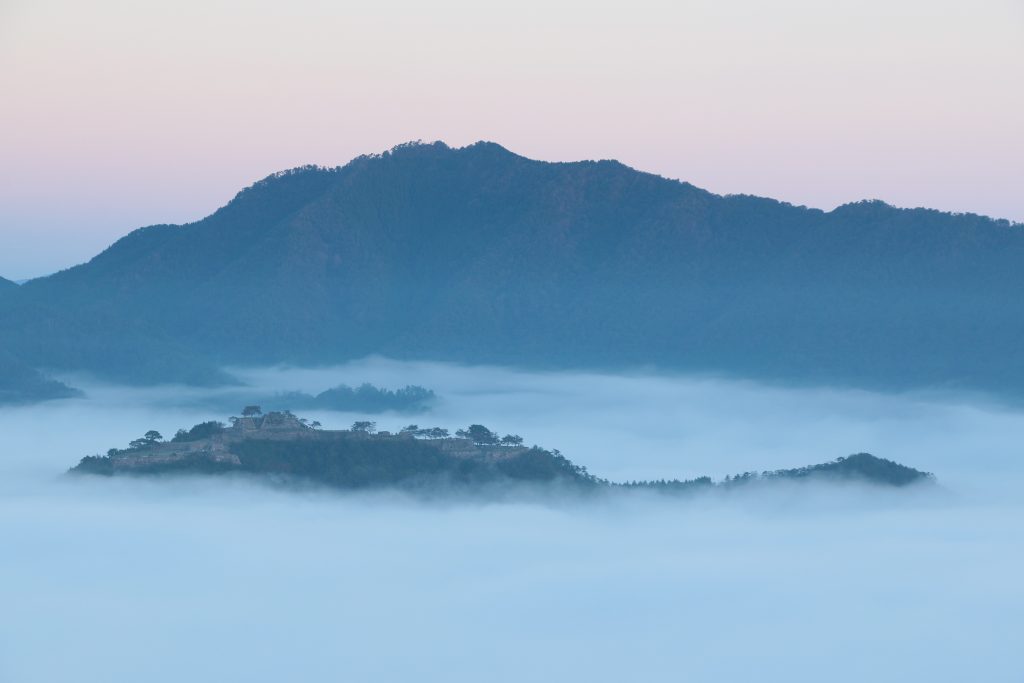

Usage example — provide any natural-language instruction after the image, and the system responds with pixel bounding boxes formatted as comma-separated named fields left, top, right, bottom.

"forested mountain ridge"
left=2, top=141, right=1022, bottom=396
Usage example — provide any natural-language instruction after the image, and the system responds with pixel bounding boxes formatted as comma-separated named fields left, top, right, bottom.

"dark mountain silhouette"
left=2, top=141, right=1022, bottom=396
left=0, top=277, right=19, bottom=307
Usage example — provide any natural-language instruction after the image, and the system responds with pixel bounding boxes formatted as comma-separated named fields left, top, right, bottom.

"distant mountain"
left=2, top=141, right=1023, bottom=394
left=0, top=276, right=17, bottom=293
left=165, top=383, right=436, bottom=414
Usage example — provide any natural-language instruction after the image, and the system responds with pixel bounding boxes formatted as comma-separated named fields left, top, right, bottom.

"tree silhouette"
left=457, top=424, right=498, bottom=445
left=127, top=430, right=163, bottom=450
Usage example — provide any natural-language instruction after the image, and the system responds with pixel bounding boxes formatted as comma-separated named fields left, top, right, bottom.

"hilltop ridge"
left=70, top=409, right=934, bottom=493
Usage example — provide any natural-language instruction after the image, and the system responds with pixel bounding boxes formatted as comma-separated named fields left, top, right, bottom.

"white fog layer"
left=1, top=359, right=1022, bottom=682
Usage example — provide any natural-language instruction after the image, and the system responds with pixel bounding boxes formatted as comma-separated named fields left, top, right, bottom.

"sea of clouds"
left=1, top=359, right=1021, bottom=682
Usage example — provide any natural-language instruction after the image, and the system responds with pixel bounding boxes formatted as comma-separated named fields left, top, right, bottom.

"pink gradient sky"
left=1, top=0, right=1022, bottom=278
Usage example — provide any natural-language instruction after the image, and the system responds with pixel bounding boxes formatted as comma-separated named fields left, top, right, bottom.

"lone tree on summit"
left=457, top=425, right=498, bottom=445
left=128, top=430, right=163, bottom=450
left=242, top=405, right=262, bottom=417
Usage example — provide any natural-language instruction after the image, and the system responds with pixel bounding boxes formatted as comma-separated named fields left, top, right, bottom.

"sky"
left=1, top=0, right=1022, bottom=278
left=2, top=360, right=1022, bottom=681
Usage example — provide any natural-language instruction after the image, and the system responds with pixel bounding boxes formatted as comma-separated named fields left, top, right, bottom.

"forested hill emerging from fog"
left=69, top=413, right=933, bottom=493
left=2, top=141, right=1023, bottom=397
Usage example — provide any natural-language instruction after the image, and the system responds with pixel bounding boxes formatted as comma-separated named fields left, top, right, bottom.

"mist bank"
left=1, top=361, right=1023, bottom=681
left=22, top=356, right=1020, bottom=488
left=1, top=466, right=1019, bottom=683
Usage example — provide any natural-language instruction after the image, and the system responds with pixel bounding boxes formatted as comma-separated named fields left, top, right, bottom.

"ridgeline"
left=3, top=141, right=1024, bottom=402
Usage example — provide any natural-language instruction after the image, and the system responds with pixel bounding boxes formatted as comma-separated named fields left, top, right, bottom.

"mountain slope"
left=3, top=141, right=1023, bottom=394
left=0, top=276, right=17, bottom=302
left=0, top=349, right=81, bottom=405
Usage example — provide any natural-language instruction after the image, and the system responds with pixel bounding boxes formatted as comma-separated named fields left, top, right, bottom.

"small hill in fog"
left=4, top=141, right=1023, bottom=397
left=70, top=411, right=934, bottom=494
left=165, top=382, right=436, bottom=415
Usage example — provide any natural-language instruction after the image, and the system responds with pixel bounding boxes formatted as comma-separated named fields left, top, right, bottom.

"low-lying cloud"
left=1, top=359, right=1021, bottom=682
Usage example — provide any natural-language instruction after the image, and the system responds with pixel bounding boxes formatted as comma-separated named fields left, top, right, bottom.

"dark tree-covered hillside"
left=0, top=349, right=81, bottom=405
left=70, top=413, right=932, bottom=493
left=3, top=141, right=1023, bottom=395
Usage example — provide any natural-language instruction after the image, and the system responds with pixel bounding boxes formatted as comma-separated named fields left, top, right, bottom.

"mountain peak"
left=829, top=199, right=896, bottom=218
left=373, top=139, right=523, bottom=163
left=458, top=140, right=519, bottom=156
left=380, top=139, right=451, bottom=157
